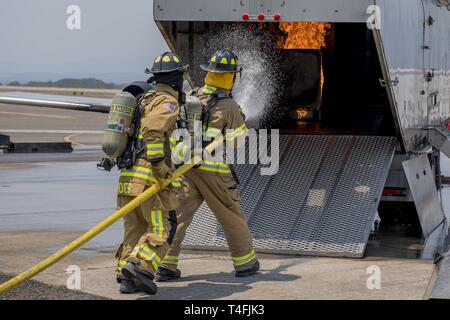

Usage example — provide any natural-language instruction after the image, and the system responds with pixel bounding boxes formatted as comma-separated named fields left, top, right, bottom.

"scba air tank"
left=102, top=92, right=137, bottom=159
left=184, top=95, right=203, bottom=135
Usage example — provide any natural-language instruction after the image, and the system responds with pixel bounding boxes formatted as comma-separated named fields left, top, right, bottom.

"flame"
left=278, top=22, right=331, bottom=49
left=296, top=108, right=309, bottom=121
left=279, top=22, right=331, bottom=119
left=319, top=55, right=325, bottom=94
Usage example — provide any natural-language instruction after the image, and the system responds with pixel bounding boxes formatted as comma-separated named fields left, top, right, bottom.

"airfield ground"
left=0, top=88, right=446, bottom=300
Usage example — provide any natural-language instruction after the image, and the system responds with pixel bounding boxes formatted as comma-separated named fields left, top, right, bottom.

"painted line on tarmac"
left=0, top=111, right=72, bottom=119
left=64, top=133, right=86, bottom=147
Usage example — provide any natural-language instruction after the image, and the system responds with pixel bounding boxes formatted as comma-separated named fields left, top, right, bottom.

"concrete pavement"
left=0, top=102, right=107, bottom=146
left=0, top=86, right=118, bottom=99
left=0, top=160, right=436, bottom=299
left=0, top=272, right=106, bottom=300
left=0, top=230, right=435, bottom=300
left=0, top=99, right=444, bottom=300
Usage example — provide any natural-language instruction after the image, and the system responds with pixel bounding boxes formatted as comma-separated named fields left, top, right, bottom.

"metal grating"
left=183, top=135, right=397, bottom=258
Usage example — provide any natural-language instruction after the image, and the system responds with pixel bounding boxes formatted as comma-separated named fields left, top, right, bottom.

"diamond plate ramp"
left=183, top=135, right=397, bottom=258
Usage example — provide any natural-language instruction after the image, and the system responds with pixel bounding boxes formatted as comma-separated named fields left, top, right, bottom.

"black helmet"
left=145, top=52, right=187, bottom=74
left=200, top=50, right=242, bottom=73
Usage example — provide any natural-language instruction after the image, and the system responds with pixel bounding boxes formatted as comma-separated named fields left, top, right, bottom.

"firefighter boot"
left=121, top=261, right=158, bottom=295
left=119, top=278, right=139, bottom=294
left=119, top=277, right=155, bottom=294
left=235, top=260, right=260, bottom=278
left=155, top=266, right=181, bottom=282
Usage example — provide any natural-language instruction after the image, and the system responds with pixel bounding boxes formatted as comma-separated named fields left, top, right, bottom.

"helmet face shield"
left=205, top=71, right=236, bottom=90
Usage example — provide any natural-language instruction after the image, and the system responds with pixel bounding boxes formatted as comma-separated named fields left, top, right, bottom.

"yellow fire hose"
left=0, top=139, right=222, bottom=294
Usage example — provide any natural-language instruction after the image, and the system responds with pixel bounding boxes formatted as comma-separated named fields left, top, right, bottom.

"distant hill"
left=0, top=73, right=146, bottom=86
left=5, top=78, right=124, bottom=89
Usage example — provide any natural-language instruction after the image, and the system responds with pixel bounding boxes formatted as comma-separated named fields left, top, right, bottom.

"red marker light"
left=258, top=13, right=265, bottom=21
left=242, top=13, right=250, bottom=21
left=274, top=13, right=281, bottom=21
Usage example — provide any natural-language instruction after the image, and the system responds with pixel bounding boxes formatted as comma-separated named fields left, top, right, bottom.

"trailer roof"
left=154, top=0, right=374, bottom=23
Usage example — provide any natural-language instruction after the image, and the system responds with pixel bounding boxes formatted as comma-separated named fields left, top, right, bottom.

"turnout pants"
left=115, top=194, right=177, bottom=278
left=161, top=169, right=257, bottom=272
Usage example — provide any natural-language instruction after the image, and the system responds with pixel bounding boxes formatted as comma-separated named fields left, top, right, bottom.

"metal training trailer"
left=154, top=0, right=450, bottom=259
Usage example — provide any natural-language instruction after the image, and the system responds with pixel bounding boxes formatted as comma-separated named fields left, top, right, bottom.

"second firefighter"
left=157, top=50, right=260, bottom=281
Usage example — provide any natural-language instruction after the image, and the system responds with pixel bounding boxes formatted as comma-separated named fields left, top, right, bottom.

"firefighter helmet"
left=200, top=50, right=242, bottom=73
left=146, top=52, right=187, bottom=74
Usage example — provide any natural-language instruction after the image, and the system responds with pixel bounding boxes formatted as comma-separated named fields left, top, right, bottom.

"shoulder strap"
left=202, top=93, right=232, bottom=134
left=207, top=93, right=231, bottom=109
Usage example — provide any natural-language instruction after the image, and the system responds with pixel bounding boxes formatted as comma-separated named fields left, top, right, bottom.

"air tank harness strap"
left=202, top=92, right=231, bottom=134
left=134, top=91, right=159, bottom=161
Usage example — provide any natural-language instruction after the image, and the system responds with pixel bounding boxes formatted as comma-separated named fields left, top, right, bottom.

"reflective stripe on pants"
left=161, top=255, right=179, bottom=266
left=232, top=250, right=257, bottom=268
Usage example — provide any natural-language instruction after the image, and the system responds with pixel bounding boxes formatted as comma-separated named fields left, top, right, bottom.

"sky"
left=0, top=0, right=168, bottom=83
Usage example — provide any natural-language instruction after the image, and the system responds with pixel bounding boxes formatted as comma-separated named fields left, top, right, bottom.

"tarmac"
left=0, top=86, right=118, bottom=99
left=0, top=230, right=436, bottom=300
left=0, top=101, right=107, bottom=146
left=0, top=272, right=106, bottom=300
left=0, top=93, right=447, bottom=300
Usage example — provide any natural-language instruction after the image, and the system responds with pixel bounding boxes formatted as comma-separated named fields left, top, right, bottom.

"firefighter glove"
left=151, top=159, right=172, bottom=181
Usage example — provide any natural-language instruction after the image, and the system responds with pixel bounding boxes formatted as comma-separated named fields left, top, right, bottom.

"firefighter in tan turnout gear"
left=115, top=52, right=187, bottom=295
left=157, top=50, right=260, bottom=281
